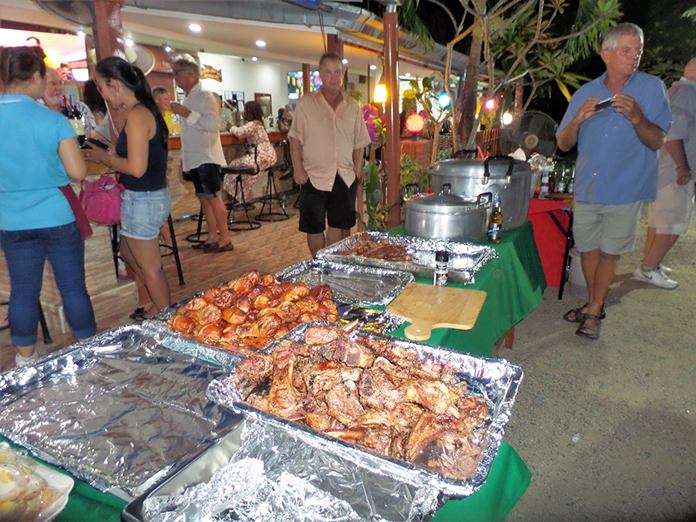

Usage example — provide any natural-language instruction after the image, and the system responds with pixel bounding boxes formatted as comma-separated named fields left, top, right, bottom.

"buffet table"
left=391, top=221, right=546, bottom=357
left=1, top=224, right=542, bottom=521
left=4, top=417, right=531, bottom=522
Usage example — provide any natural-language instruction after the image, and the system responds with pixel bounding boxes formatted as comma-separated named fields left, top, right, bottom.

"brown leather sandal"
left=563, top=303, right=606, bottom=323
left=576, top=314, right=601, bottom=340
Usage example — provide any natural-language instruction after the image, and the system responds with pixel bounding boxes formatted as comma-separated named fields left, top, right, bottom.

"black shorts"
left=299, top=175, right=358, bottom=234
left=190, top=163, right=222, bottom=197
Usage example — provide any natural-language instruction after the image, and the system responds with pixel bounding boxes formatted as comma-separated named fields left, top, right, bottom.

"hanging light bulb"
left=374, top=83, right=387, bottom=104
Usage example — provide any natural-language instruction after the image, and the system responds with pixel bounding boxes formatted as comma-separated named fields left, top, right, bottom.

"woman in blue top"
left=83, top=57, right=172, bottom=316
left=0, top=46, right=96, bottom=367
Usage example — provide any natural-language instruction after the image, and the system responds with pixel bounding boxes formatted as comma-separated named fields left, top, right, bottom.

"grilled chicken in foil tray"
left=317, top=231, right=497, bottom=284
left=208, top=322, right=523, bottom=499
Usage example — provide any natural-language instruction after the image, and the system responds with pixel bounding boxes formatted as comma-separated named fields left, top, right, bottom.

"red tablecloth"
left=527, top=197, right=572, bottom=288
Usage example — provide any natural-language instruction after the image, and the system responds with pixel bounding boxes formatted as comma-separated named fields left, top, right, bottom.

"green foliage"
left=361, top=161, right=390, bottom=231
left=400, top=154, right=430, bottom=192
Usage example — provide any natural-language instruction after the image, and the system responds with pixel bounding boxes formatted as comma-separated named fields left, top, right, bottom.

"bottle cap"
left=435, top=250, right=449, bottom=262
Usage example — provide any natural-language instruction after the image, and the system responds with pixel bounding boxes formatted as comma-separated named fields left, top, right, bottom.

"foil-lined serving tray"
left=208, top=321, right=523, bottom=498
left=276, top=259, right=414, bottom=307
left=0, top=325, right=241, bottom=498
left=316, top=231, right=497, bottom=284
left=125, top=419, right=440, bottom=522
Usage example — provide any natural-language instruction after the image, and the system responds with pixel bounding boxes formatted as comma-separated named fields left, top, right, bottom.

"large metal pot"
left=430, top=156, right=532, bottom=230
left=404, top=189, right=490, bottom=243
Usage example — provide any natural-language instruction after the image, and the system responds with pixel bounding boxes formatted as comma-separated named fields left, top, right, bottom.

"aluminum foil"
left=136, top=419, right=440, bottom=522
left=316, top=231, right=498, bottom=284
left=208, top=321, right=523, bottom=498
left=336, top=303, right=405, bottom=336
left=0, top=325, right=241, bottom=498
left=276, top=259, right=414, bottom=307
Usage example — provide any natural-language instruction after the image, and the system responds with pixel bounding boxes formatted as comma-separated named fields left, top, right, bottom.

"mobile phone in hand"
left=594, top=97, right=613, bottom=111
left=82, top=138, right=109, bottom=150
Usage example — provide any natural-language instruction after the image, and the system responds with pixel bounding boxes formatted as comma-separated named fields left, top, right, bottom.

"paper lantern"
left=405, top=113, right=425, bottom=134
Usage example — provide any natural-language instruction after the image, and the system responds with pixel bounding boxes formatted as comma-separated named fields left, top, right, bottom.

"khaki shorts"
left=573, top=201, right=642, bottom=255
left=647, top=180, right=694, bottom=236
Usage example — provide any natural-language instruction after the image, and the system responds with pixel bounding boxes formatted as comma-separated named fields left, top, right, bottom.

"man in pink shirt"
left=289, top=53, right=371, bottom=257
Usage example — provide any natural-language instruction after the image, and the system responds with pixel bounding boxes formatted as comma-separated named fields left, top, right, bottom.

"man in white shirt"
left=289, top=53, right=371, bottom=257
left=170, top=56, right=232, bottom=253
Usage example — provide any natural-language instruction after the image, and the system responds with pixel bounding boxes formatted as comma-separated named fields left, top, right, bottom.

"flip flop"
left=192, top=242, right=217, bottom=250
left=576, top=314, right=601, bottom=340
left=205, top=242, right=234, bottom=253
left=129, top=307, right=147, bottom=322
left=563, top=303, right=606, bottom=323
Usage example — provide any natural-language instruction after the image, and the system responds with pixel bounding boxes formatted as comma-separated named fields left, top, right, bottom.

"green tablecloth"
left=6, top=225, right=541, bottom=520
left=390, top=221, right=546, bottom=357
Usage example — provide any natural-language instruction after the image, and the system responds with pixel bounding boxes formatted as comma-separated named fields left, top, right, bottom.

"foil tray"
left=125, top=419, right=440, bottom=522
left=208, top=321, right=523, bottom=499
left=316, top=231, right=497, bottom=284
left=276, top=259, right=414, bottom=307
left=0, top=325, right=242, bottom=499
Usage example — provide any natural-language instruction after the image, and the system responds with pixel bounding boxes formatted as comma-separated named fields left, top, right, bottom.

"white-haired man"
left=556, top=23, right=672, bottom=340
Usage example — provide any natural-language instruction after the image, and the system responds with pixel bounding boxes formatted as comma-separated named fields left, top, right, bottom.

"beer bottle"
left=487, top=193, right=503, bottom=243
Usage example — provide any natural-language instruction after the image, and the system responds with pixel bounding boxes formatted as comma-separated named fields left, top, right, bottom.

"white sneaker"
left=632, top=266, right=678, bottom=289
left=657, top=263, right=673, bottom=275
left=15, top=353, right=39, bottom=368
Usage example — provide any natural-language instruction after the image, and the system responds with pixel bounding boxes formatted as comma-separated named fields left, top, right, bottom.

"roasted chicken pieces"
left=168, top=272, right=338, bottom=354
left=233, top=324, right=490, bottom=481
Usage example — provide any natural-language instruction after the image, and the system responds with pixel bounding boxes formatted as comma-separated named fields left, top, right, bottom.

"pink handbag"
left=79, top=174, right=124, bottom=225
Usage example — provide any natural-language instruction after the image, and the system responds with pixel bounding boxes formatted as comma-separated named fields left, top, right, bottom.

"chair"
left=256, top=141, right=290, bottom=222
left=222, top=144, right=262, bottom=231
left=0, top=301, right=52, bottom=344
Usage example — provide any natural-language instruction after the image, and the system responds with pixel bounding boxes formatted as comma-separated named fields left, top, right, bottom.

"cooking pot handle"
left=483, top=155, right=515, bottom=183
left=477, top=191, right=493, bottom=207
left=402, top=183, right=420, bottom=200
left=454, top=149, right=479, bottom=159
left=440, top=183, right=452, bottom=195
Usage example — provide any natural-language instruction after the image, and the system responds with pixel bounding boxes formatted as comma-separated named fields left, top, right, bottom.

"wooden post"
left=90, top=0, right=124, bottom=61
left=383, top=4, right=401, bottom=229
left=367, top=64, right=372, bottom=104
left=302, top=63, right=311, bottom=96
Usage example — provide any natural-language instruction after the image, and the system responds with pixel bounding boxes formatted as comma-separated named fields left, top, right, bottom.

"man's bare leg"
left=580, top=249, right=601, bottom=306
left=586, top=252, right=618, bottom=317
left=209, top=195, right=231, bottom=246
left=199, top=196, right=218, bottom=246
left=326, top=226, right=348, bottom=247
left=307, top=232, right=326, bottom=258
left=643, top=229, right=678, bottom=269
left=642, top=226, right=656, bottom=262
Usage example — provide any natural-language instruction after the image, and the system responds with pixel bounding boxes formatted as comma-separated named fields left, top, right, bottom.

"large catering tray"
left=208, top=321, right=523, bottom=499
left=0, top=325, right=241, bottom=499
left=276, top=258, right=414, bottom=307
left=125, top=419, right=438, bottom=521
left=316, top=231, right=497, bottom=284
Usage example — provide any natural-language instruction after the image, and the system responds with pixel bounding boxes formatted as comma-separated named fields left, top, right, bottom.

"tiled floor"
left=0, top=197, right=312, bottom=371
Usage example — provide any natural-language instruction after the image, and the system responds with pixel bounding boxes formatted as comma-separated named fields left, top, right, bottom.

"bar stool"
left=222, top=145, right=262, bottom=231
left=256, top=160, right=290, bottom=222
left=0, top=301, right=52, bottom=344
left=184, top=205, right=207, bottom=245
left=109, top=215, right=186, bottom=286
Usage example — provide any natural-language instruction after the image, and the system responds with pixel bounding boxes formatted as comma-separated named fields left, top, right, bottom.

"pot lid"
left=405, top=193, right=485, bottom=215
left=430, top=157, right=531, bottom=178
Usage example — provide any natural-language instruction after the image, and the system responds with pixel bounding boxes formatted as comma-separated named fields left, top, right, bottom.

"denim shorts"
left=120, top=188, right=171, bottom=240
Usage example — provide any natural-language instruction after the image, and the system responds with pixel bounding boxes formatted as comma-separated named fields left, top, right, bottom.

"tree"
left=402, top=0, right=621, bottom=150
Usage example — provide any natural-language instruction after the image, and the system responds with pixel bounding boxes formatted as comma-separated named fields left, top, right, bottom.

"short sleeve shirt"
left=288, top=90, right=372, bottom=191
left=658, top=78, right=696, bottom=186
left=557, top=71, right=672, bottom=204
left=0, top=94, right=75, bottom=230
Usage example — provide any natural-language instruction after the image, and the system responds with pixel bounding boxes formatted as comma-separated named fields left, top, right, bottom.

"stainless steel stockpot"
left=429, top=156, right=532, bottom=229
left=404, top=190, right=491, bottom=243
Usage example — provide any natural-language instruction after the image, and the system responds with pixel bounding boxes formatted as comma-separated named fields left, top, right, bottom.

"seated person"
left=223, top=101, right=277, bottom=199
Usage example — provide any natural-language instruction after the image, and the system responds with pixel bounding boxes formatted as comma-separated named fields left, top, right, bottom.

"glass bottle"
left=487, top=193, right=503, bottom=243
left=433, top=250, right=449, bottom=287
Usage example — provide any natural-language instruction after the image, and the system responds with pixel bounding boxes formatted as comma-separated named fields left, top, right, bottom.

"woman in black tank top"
left=83, top=57, right=172, bottom=317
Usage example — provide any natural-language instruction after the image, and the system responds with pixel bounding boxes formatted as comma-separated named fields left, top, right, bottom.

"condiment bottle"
left=487, top=193, right=503, bottom=243
left=433, top=250, right=449, bottom=287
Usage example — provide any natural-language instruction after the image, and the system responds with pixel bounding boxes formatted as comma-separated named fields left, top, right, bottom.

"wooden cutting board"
left=387, top=283, right=487, bottom=341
